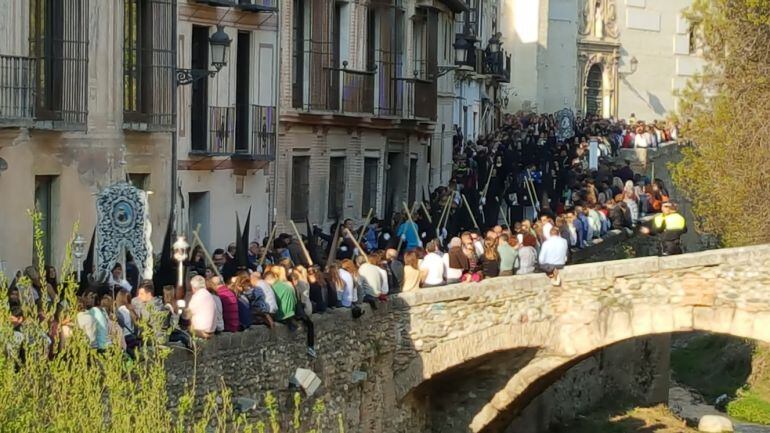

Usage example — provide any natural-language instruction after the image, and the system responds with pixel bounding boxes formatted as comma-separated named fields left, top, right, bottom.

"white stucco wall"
left=615, top=0, right=701, bottom=121
left=539, top=0, right=579, bottom=113
left=501, top=0, right=543, bottom=112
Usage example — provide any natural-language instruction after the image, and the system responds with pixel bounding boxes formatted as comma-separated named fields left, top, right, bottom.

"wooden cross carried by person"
left=289, top=220, right=314, bottom=267
left=344, top=228, right=368, bottom=263
left=191, top=224, right=222, bottom=280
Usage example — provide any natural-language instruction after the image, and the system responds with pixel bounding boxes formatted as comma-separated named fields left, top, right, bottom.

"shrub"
left=0, top=212, right=339, bottom=432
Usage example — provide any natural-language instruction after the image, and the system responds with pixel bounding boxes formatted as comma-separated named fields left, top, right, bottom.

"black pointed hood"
left=152, top=209, right=176, bottom=295
left=235, top=212, right=248, bottom=269
left=78, top=227, right=96, bottom=294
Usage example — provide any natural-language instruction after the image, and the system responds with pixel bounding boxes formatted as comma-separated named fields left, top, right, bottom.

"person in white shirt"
left=443, top=237, right=464, bottom=283
left=110, top=263, right=133, bottom=293
left=356, top=255, right=384, bottom=297
left=185, top=275, right=217, bottom=337
left=419, top=240, right=446, bottom=287
left=540, top=215, right=554, bottom=241
left=539, top=227, right=569, bottom=286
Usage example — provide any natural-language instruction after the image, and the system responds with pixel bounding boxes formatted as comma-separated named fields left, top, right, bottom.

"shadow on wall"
left=621, top=78, right=668, bottom=117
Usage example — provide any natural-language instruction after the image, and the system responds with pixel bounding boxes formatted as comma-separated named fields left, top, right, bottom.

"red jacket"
left=216, top=285, right=240, bottom=332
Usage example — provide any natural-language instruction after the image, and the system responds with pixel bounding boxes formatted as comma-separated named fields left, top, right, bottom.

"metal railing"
left=207, top=106, right=236, bottom=155
left=193, top=104, right=275, bottom=159
left=236, top=0, right=278, bottom=11
left=340, top=70, right=374, bottom=114
left=484, top=50, right=511, bottom=82
left=404, top=78, right=435, bottom=120
left=0, top=55, right=36, bottom=122
left=375, top=54, right=404, bottom=117
left=233, top=104, right=276, bottom=160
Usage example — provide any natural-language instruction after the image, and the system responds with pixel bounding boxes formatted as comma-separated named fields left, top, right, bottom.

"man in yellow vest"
left=642, top=202, right=687, bottom=255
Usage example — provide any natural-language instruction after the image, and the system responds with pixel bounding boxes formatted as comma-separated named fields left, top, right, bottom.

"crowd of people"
left=6, top=111, right=686, bottom=360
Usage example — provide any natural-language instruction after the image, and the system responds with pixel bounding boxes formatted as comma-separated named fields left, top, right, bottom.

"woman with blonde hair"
left=401, top=251, right=422, bottom=292
left=289, top=266, right=313, bottom=317
left=480, top=236, right=500, bottom=278
left=341, top=259, right=378, bottom=309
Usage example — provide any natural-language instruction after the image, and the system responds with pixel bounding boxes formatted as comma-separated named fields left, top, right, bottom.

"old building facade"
left=0, top=0, right=175, bottom=274
left=500, top=0, right=702, bottom=121
left=175, top=0, right=277, bottom=249
left=0, top=0, right=513, bottom=272
left=453, top=0, right=511, bottom=143
left=273, top=0, right=470, bottom=229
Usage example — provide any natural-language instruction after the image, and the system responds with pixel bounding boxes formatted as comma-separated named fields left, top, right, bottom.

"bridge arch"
left=391, top=244, right=770, bottom=432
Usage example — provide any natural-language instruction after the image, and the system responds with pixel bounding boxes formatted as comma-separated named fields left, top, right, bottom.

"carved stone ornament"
left=579, top=0, right=619, bottom=40
left=95, top=182, right=153, bottom=280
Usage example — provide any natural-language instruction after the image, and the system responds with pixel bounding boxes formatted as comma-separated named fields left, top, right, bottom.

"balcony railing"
left=404, top=78, right=436, bottom=120
left=484, top=50, right=511, bottom=82
left=0, top=55, right=36, bottom=123
left=340, top=70, right=374, bottom=114
left=236, top=0, right=278, bottom=11
left=192, top=105, right=275, bottom=161
left=375, top=54, right=405, bottom=117
left=233, top=104, right=276, bottom=161
left=206, top=105, right=236, bottom=155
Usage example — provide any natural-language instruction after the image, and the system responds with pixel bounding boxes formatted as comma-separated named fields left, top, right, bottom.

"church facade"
left=500, top=0, right=703, bottom=122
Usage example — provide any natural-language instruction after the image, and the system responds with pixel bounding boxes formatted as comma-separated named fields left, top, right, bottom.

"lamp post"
left=73, top=234, right=86, bottom=282
left=487, top=32, right=501, bottom=54
left=454, top=32, right=470, bottom=65
left=171, top=24, right=232, bottom=235
left=172, top=236, right=189, bottom=292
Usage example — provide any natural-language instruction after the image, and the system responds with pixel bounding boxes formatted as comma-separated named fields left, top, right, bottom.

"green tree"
left=671, top=0, right=770, bottom=247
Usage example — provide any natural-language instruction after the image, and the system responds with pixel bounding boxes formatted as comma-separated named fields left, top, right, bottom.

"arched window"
left=585, top=64, right=603, bottom=116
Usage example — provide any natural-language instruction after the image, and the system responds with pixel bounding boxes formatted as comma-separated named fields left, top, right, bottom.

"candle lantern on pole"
left=73, top=234, right=86, bottom=282
left=172, top=236, right=189, bottom=291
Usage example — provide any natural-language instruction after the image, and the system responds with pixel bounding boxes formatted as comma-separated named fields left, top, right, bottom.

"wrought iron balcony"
left=232, top=104, right=276, bottom=161
left=484, top=50, right=511, bottom=82
left=188, top=105, right=236, bottom=155
left=340, top=69, right=374, bottom=114
left=375, top=57, right=405, bottom=117
left=190, top=105, right=275, bottom=163
left=192, top=0, right=237, bottom=6
left=235, top=0, right=278, bottom=12
left=0, top=55, right=36, bottom=124
left=297, top=60, right=375, bottom=115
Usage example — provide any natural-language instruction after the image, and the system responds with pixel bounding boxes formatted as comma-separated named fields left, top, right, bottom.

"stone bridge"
left=168, top=244, right=770, bottom=433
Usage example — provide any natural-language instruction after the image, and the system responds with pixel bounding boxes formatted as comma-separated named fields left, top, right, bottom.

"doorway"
left=385, top=151, right=404, bottom=219
left=188, top=192, right=210, bottom=248
left=585, top=64, right=603, bottom=117
left=190, top=25, right=210, bottom=152
left=235, top=31, right=251, bottom=153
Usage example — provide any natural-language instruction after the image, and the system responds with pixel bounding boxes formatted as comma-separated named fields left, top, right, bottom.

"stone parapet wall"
left=166, top=243, right=770, bottom=432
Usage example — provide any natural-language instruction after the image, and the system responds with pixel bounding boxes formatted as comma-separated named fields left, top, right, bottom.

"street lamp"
left=487, top=32, right=502, bottom=54
left=209, top=25, right=231, bottom=70
left=620, top=56, right=639, bottom=78
left=454, top=32, right=469, bottom=64
left=73, top=234, right=86, bottom=282
left=176, top=25, right=233, bottom=85
left=172, top=236, right=189, bottom=290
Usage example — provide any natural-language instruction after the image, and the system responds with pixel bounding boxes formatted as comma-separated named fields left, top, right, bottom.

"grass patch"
left=728, top=390, right=770, bottom=425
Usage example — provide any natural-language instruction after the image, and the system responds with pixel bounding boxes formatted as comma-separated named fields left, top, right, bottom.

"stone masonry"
left=166, top=243, right=770, bottom=432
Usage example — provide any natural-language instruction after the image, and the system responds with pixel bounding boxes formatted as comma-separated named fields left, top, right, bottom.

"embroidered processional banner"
left=95, top=182, right=153, bottom=280
left=555, top=108, right=576, bottom=142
